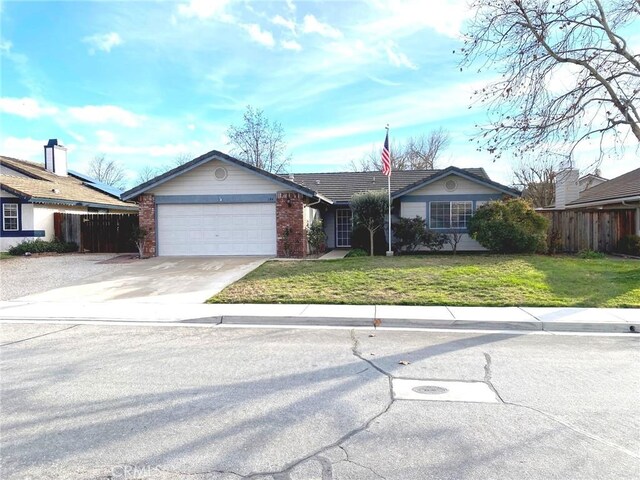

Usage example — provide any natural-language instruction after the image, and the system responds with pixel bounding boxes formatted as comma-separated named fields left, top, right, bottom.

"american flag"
left=381, top=131, right=391, bottom=176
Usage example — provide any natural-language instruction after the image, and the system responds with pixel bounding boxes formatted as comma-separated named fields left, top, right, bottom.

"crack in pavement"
left=483, top=352, right=505, bottom=403
left=237, top=330, right=395, bottom=479
left=338, top=445, right=387, bottom=479
left=483, top=354, right=638, bottom=460
left=0, top=324, right=79, bottom=347
left=156, top=465, right=244, bottom=478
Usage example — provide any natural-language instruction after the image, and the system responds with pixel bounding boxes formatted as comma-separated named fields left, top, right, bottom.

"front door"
left=336, top=208, right=352, bottom=247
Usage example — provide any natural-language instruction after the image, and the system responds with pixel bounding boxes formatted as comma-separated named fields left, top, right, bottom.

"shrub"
left=468, top=199, right=548, bottom=253
left=577, top=249, right=605, bottom=259
left=617, top=235, right=640, bottom=256
left=392, top=217, right=447, bottom=253
left=346, top=248, right=368, bottom=257
left=8, top=238, right=78, bottom=256
left=306, top=219, right=327, bottom=254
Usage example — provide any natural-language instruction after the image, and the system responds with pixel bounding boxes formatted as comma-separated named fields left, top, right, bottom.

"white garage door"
left=157, top=203, right=276, bottom=256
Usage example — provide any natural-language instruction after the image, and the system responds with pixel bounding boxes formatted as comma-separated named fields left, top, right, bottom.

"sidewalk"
left=0, top=301, right=637, bottom=333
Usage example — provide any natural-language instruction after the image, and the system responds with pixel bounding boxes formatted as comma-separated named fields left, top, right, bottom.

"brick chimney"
left=555, top=168, right=579, bottom=209
left=43, top=139, right=68, bottom=176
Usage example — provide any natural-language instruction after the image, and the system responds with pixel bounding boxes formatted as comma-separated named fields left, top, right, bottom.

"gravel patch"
left=0, top=254, right=121, bottom=301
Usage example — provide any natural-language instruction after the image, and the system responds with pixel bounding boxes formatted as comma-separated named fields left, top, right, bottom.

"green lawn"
left=208, top=254, right=640, bottom=308
left=0, top=252, right=13, bottom=260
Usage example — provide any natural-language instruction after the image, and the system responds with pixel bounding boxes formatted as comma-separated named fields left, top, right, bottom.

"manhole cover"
left=412, top=385, right=448, bottom=395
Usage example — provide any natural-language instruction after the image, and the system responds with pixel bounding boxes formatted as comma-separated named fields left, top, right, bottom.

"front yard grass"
left=0, top=252, right=12, bottom=260
left=208, top=254, right=640, bottom=307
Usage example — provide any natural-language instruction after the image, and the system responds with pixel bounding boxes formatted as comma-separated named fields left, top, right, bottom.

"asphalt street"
left=1, top=323, right=638, bottom=479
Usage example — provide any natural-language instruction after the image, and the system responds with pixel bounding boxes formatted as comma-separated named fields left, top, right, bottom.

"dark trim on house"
left=121, top=150, right=319, bottom=201
left=1, top=198, right=23, bottom=234
left=0, top=185, right=30, bottom=200
left=400, top=194, right=503, bottom=202
left=0, top=161, right=43, bottom=180
left=0, top=230, right=45, bottom=238
left=155, top=194, right=276, bottom=204
left=391, top=166, right=521, bottom=199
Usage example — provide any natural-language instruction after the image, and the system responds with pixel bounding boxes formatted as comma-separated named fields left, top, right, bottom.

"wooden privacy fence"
left=54, top=213, right=138, bottom=253
left=539, top=209, right=636, bottom=253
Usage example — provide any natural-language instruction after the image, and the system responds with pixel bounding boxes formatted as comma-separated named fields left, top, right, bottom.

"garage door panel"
left=157, top=203, right=276, bottom=256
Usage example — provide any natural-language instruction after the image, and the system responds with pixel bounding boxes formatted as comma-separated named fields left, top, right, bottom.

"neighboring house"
left=122, top=149, right=519, bottom=257
left=562, top=167, right=640, bottom=236
left=578, top=173, right=608, bottom=192
left=1, top=139, right=138, bottom=251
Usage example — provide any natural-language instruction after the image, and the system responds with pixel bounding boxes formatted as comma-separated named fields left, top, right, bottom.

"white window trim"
left=335, top=208, right=353, bottom=248
left=2, top=203, right=19, bottom=231
left=428, top=201, right=473, bottom=230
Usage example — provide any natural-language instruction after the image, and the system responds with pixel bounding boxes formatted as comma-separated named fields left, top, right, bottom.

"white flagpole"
left=386, top=125, right=393, bottom=256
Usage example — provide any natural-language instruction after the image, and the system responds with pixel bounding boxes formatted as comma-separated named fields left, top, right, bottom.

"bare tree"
left=460, top=0, right=640, bottom=164
left=87, top=155, right=127, bottom=191
left=227, top=106, right=290, bottom=174
left=135, top=153, right=193, bottom=186
left=350, top=129, right=450, bottom=171
left=512, top=157, right=559, bottom=208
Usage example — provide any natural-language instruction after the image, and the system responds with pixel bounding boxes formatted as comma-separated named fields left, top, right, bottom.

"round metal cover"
left=412, top=385, right=448, bottom=395
left=214, top=167, right=228, bottom=180
left=445, top=179, right=457, bottom=191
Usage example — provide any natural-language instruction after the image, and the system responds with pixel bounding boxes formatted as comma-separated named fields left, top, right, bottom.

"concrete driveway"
left=7, top=256, right=268, bottom=304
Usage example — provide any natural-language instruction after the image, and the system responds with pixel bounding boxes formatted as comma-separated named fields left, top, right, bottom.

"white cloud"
left=0, top=39, right=11, bottom=52
left=385, top=41, right=418, bottom=69
left=281, top=39, right=302, bottom=52
left=67, top=105, right=142, bottom=127
left=362, top=0, right=470, bottom=39
left=242, top=24, right=275, bottom=48
left=0, top=97, right=58, bottom=119
left=96, top=130, right=117, bottom=145
left=82, top=32, right=123, bottom=54
left=272, top=15, right=296, bottom=34
left=0, top=136, right=47, bottom=162
left=285, top=0, right=296, bottom=13
left=177, top=0, right=232, bottom=21
left=301, top=15, right=343, bottom=39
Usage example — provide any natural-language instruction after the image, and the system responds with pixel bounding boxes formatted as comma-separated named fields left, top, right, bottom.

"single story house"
left=563, top=167, right=640, bottom=236
left=1, top=140, right=138, bottom=251
left=122, top=149, right=519, bottom=257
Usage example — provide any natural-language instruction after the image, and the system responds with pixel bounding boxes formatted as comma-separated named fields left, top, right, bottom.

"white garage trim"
left=157, top=203, right=276, bottom=256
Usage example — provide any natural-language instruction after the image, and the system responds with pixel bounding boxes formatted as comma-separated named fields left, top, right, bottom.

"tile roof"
left=287, top=168, right=492, bottom=203
left=568, top=167, right=640, bottom=207
left=0, top=156, right=137, bottom=210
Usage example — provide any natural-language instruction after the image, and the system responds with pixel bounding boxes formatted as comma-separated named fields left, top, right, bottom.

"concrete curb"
left=0, top=302, right=637, bottom=334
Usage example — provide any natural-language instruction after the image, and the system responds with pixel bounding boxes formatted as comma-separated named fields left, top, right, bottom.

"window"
left=3, top=203, right=19, bottom=231
left=429, top=201, right=472, bottom=229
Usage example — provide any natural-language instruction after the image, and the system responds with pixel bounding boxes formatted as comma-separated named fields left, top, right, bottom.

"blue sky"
left=1, top=0, right=637, bottom=188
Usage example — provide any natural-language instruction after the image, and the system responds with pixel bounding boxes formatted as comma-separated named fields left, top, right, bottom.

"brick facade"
left=137, top=194, right=156, bottom=257
left=276, top=191, right=306, bottom=258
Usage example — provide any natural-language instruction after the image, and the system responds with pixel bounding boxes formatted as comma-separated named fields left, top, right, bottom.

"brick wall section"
left=276, top=191, right=306, bottom=258
left=137, top=194, right=156, bottom=257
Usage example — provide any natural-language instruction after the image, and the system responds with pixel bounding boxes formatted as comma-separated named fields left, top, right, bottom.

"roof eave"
left=122, top=150, right=317, bottom=200
left=0, top=184, right=31, bottom=200
left=29, top=197, right=139, bottom=211
left=565, top=195, right=640, bottom=209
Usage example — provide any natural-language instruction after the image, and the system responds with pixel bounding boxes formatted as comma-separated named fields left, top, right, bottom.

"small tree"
left=131, top=226, right=149, bottom=258
left=468, top=199, right=549, bottom=253
left=306, top=219, right=326, bottom=254
left=350, top=191, right=389, bottom=256
left=446, top=232, right=464, bottom=255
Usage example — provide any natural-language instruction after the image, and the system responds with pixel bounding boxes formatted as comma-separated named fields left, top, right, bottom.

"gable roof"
left=0, top=156, right=137, bottom=210
left=289, top=167, right=511, bottom=203
left=122, top=149, right=324, bottom=201
left=390, top=166, right=521, bottom=199
left=567, top=167, right=640, bottom=207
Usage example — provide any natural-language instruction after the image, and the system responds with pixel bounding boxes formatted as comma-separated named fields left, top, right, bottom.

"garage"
left=157, top=203, right=276, bottom=256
